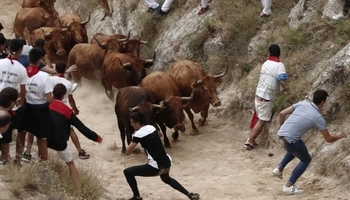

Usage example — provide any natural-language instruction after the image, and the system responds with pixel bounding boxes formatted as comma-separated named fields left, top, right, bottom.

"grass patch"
left=0, top=151, right=109, bottom=199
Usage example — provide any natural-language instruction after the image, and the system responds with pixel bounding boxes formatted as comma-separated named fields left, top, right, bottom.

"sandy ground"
left=1, top=1, right=350, bottom=200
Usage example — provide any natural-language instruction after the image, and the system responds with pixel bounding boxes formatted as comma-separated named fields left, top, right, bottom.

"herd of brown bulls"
left=14, top=0, right=228, bottom=153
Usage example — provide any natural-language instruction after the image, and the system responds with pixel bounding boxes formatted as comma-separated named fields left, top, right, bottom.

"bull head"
left=80, top=13, right=91, bottom=25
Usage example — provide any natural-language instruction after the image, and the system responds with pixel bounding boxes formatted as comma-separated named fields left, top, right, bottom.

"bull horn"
left=118, top=30, right=130, bottom=42
left=181, top=89, right=195, bottom=101
left=213, top=65, right=228, bottom=79
left=129, top=106, right=139, bottom=112
left=61, top=28, right=68, bottom=32
left=80, top=13, right=91, bottom=25
left=57, top=18, right=64, bottom=28
left=192, top=75, right=202, bottom=87
left=145, top=52, right=155, bottom=63
left=140, top=34, right=149, bottom=44
left=45, top=32, right=51, bottom=37
left=152, top=101, right=165, bottom=109
left=123, top=62, right=132, bottom=71
left=92, top=37, right=107, bottom=49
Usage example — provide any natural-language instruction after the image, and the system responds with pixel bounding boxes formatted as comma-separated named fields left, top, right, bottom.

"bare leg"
left=1, top=143, right=10, bottom=162
left=37, top=138, right=48, bottom=161
left=66, top=160, right=81, bottom=195
left=26, top=132, right=34, bottom=155
left=15, top=130, right=27, bottom=163
left=247, top=119, right=266, bottom=144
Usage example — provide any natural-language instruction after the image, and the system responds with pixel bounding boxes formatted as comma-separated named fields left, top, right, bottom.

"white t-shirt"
left=26, top=71, right=53, bottom=105
left=21, top=45, right=33, bottom=56
left=255, top=60, right=286, bottom=100
left=50, top=76, right=73, bottom=105
left=0, top=58, right=28, bottom=90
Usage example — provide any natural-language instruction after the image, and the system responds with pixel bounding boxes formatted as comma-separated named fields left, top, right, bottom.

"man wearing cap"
left=245, top=44, right=288, bottom=150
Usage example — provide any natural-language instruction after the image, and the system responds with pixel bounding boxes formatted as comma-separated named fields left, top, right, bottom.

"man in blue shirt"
left=272, top=89, right=346, bottom=194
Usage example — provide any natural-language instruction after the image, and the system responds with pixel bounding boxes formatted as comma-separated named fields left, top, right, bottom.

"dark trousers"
left=124, top=164, right=189, bottom=197
left=344, top=0, right=350, bottom=13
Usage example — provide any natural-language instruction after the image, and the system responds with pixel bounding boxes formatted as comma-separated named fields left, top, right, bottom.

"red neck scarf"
left=57, top=74, right=65, bottom=78
left=268, top=56, right=280, bottom=62
left=26, top=65, right=40, bottom=77
left=6, top=55, right=17, bottom=64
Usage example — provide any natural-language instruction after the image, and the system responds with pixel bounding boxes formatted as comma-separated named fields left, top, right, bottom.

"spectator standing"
left=49, top=61, right=90, bottom=159
left=244, top=44, right=288, bottom=150
left=332, top=0, right=350, bottom=20
left=146, top=0, right=173, bottom=15
left=260, top=0, right=272, bottom=17
left=0, top=39, right=28, bottom=164
left=16, top=48, right=53, bottom=163
left=272, top=89, right=346, bottom=194
left=198, top=0, right=211, bottom=15
left=48, top=83, right=103, bottom=190
left=0, top=87, right=18, bottom=164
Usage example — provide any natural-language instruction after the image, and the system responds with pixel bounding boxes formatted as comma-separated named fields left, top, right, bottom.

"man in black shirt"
left=124, top=111, right=200, bottom=200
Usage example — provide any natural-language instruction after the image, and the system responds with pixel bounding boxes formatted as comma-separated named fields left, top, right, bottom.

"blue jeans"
left=279, top=139, right=312, bottom=185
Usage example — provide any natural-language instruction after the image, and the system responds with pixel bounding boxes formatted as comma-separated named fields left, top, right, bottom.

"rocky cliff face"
left=55, top=0, right=350, bottom=186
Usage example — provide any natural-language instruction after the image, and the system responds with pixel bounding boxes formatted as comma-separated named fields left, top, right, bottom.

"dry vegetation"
left=0, top=151, right=109, bottom=200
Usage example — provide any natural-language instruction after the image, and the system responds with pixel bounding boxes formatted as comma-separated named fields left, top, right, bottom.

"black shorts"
left=0, top=106, right=26, bottom=144
left=23, top=104, right=53, bottom=139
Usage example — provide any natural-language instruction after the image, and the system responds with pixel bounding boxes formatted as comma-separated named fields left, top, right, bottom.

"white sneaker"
left=283, top=185, right=304, bottom=194
left=332, top=12, right=346, bottom=20
left=272, top=168, right=283, bottom=179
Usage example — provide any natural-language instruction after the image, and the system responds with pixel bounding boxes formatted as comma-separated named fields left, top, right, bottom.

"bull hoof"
left=164, top=143, right=171, bottom=148
left=121, top=148, right=126, bottom=154
left=192, top=128, right=199, bottom=134
left=172, top=132, right=179, bottom=141
left=199, top=118, right=207, bottom=126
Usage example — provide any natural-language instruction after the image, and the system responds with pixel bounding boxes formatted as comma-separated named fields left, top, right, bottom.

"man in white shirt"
left=0, top=39, right=28, bottom=164
left=245, top=44, right=288, bottom=150
left=145, top=0, right=173, bottom=15
left=16, top=48, right=53, bottom=163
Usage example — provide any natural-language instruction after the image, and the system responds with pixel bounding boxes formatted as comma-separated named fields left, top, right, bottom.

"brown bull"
left=115, top=86, right=160, bottom=153
left=101, top=52, right=154, bottom=100
left=22, top=0, right=58, bottom=16
left=31, top=27, right=68, bottom=68
left=169, top=59, right=228, bottom=132
left=13, top=7, right=61, bottom=45
left=59, top=14, right=89, bottom=44
left=67, top=37, right=126, bottom=85
left=91, top=32, right=146, bottom=57
left=141, top=71, right=194, bottom=147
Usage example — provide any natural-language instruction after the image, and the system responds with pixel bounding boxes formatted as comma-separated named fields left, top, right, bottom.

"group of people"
left=244, top=44, right=347, bottom=194
left=0, top=34, right=104, bottom=189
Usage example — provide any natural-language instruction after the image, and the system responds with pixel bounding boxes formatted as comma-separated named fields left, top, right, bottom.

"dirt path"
left=1, top=1, right=349, bottom=199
